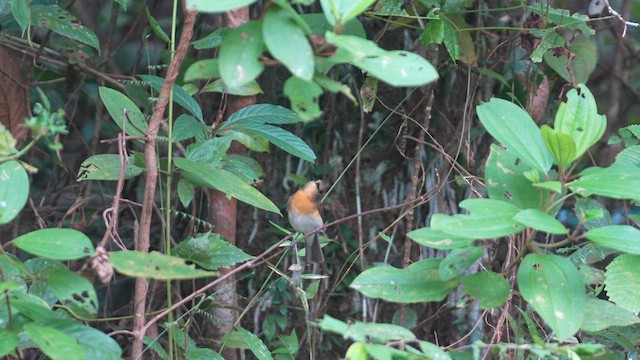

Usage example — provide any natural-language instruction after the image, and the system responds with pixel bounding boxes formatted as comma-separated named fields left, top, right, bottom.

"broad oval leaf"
left=186, top=0, right=257, bottom=13
left=517, top=254, right=585, bottom=340
left=319, top=315, right=416, bottom=343
left=174, top=157, right=280, bottom=214
left=99, top=87, right=148, bottom=138
left=326, top=32, right=438, bottom=87
left=438, top=247, right=483, bottom=281
left=461, top=271, right=510, bottom=309
left=110, top=251, right=217, bottom=280
left=350, top=259, right=458, bottom=303
left=184, top=59, right=220, bottom=82
left=23, top=324, right=84, bottom=360
left=540, top=125, right=577, bottom=168
left=77, top=154, right=144, bottom=181
left=31, top=5, right=100, bottom=52
left=554, top=84, right=606, bottom=160
left=37, top=319, right=122, bottom=359
left=49, top=268, right=98, bottom=317
left=513, top=209, right=567, bottom=235
left=407, top=227, right=474, bottom=250
left=585, top=225, right=640, bottom=255
left=173, top=232, right=254, bottom=270
left=219, top=21, right=265, bottom=87
left=14, top=229, right=96, bottom=260
left=570, top=164, right=640, bottom=202
left=0, top=160, right=29, bottom=224
left=221, top=103, right=303, bottom=127
left=581, top=298, right=640, bottom=332
left=263, top=7, right=314, bottom=80
left=0, top=329, right=19, bottom=357
left=233, top=327, right=273, bottom=360
left=605, top=254, right=640, bottom=314
left=476, top=98, right=553, bottom=173
left=431, top=199, right=523, bottom=239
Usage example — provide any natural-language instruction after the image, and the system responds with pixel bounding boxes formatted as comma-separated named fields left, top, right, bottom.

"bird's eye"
left=314, top=180, right=325, bottom=193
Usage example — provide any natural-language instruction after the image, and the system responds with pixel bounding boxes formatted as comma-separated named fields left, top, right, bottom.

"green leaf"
left=201, top=79, right=263, bottom=96
left=232, top=123, right=316, bottom=162
left=186, top=137, right=231, bottom=163
left=221, top=104, right=303, bottom=126
left=485, top=144, right=549, bottom=209
left=76, top=154, right=144, bottom=181
left=173, top=232, right=254, bottom=270
left=517, top=254, right=585, bottom=340
left=438, top=247, right=483, bottom=281
left=145, top=7, right=170, bottom=44
left=314, top=73, right=357, bottom=105
left=234, top=327, right=274, bottom=360
left=461, top=271, right=510, bottom=309
left=38, top=319, right=122, bottom=360
left=31, top=5, right=100, bottom=52
left=585, top=225, right=640, bottom=255
left=99, top=86, right=148, bottom=138
left=184, top=59, right=220, bottom=82
left=177, top=178, right=194, bottom=208
left=14, top=229, right=95, bottom=260
left=175, top=157, right=280, bottom=214
left=319, top=315, right=416, bottom=343
left=10, top=291, right=59, bottom=321
left=554, top=84, right=606, bottom=160
left=615, top=145, right=640, bottom=167
left=407, top=227, right=474, bottom=250
left=0, top=160, right=29, bottom=224
left=11, top=0, right=30, bottom=35
left=528, top=4, right=594, bottom=34
left=477, top=98, right=553, bottom=173
left=219, top=21, right=265, bottom=87
left=140, top=74, right=203, bottom=121
left=431, top=199, right=523, bottom=239
left=185, top=348, right=224, bottom=360
left=0, top=329, right=19, bottom=357
left=570, top=164, right=640, bottom=201
left=49, top=268, right=98, bottom=317
left=544, top=35, right=597, bottom=84
left=110, top=250, right=217, bottom=280
left=299, top=13, right=366, bottom=38
left=350, top=259, right=459, bottom=303
left=23, top=324, right=84, bottom=360
left=419, top=341, right=451, bottom=360
left=173, top=114, right=206, bottom=143
left=192, top=28, right=231, bottom=49
left=605, top=254, right=640, bottom=314
left=186, top=0, right=258, bottom=13
left=283, top=76, right=323, bottom=121
left=513, top=209, right=567, bottom=235
left=319, top=0, right=377, bottom=27
left=529, top=29, right=565, bottom=63
left=326, top=32, right=438, bottom=87
left=540, top=125, right=577, bottom=168
left=263, top=7, right=314, bottom=80
left=575, top=197, right=612, bottom=230
left=581, top=298, right=640, bottom=332
left=419, top=19, right=445, bottom=47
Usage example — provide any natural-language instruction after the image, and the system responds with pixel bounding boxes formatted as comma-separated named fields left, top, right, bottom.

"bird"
left=287, top=179, right=325, bottom=264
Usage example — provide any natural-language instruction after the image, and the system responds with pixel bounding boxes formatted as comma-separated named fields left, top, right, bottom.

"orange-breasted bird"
left=287, top=180, right=325, bottom=264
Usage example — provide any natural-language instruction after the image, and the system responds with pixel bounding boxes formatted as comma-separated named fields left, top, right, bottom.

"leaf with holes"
left=110, top=251, right=217, bottom=280
left=77, top=154, right=144, bottom=181
left=48, top=268, right=98, bottom=318
left=517, top=254, right=585, bottom=340
left=31, top=5, right=100, bottom=52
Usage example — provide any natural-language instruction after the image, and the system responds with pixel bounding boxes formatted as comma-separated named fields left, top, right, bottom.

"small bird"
left=287, top=180, right=325, bottom=264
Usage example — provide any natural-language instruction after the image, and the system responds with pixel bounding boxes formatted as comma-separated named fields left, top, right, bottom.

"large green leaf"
left=37, top=319, right=122, bottom=360
left=234, top=327, right=273, bottom=360
left=585, top=225, right=640, bottom=255
left=240, top=124, right=316, bottom=162
left=185, top=0, right=258, bottom=13
left=517, top=254, right=585, bottom=340
left=605, top=254, right=640, bottom=314
left=140, top=75, right=203, bottom=121
left=23, top=324, right=84, bottom=360
left=173, top=232, right=254, bottom=270
left=184, top=59, right=220, bottom=82
left=0, top=329, right=19, bottom=357
left=350, top=259, right=458, bottom=303
left=0, top=160, right=29, bottom=224
left=570, top=164, right=640, bottom=201
left=219, top=21, right=265, bottom=87
left=528, top=4, right=594, bottom=35
left=14, top=229, right=95, bottom=260
left=544, top=35, right=597, bottom=84
left=174, top=157, right=280, bottom=214
left=221, top=104, right=303, bottom=126
left=283, top=76, right=323, bottom=121
left=477, top=98, right=553, bottom=173
left=319, top=315, right=416, bottom=343
left=581, top=298, right=640, bottom=332
left=11, top=0, right=29, bottom=35
left=172, top=114, right=207, bottom=143
left=31, top=5, right=100, bottom=52
left=485, top=144, right=548, bottom=209
left=99, top=87, right=147, bottom=138
left=110, top=251, right=217, bottom=280
left=48, top=268, right=98, bottom=317
left=326, top=32, right=438, bottom=87
left=76, top=154, right=144, bottom=181
left=461, top=271, right=510, bottom=309
left=407, top=227, right=474, bottom=250
left=430, top=199, right=523, bottom=239
left=554, top=84, right=606, bottom=160
left=513, top=209, right=567, bottom=235
left=263, top=7, right=314, bottom=80
left=540, top=125, right=577, bottom=168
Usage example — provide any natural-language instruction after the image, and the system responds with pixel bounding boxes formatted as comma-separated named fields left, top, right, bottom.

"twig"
left=602, top=0, right=639, bottom=37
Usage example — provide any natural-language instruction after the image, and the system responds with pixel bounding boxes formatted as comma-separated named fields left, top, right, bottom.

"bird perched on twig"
left=287, top=180, right=325, bottom=264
